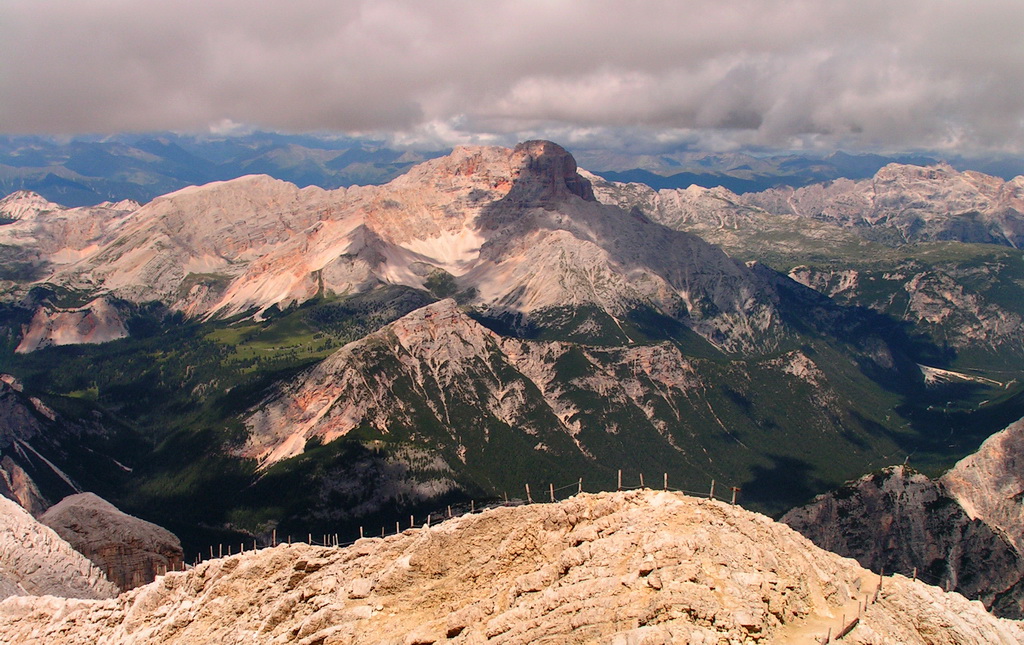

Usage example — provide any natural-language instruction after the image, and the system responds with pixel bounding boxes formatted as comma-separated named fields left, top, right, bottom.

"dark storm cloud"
left=2, top=0, right=1023, bottom=152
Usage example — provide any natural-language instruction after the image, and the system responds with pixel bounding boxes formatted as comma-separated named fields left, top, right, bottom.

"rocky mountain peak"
left=1, top=490, right=1021, bottom=644
left=386, top=298, right=488, bottom=353
left=504, top=140, right=597, bottom=205
left=942, top=417, right=1024, bottom=553
left=782, top=463, right=1024, bottom=618
left=0, top=190, right=64, bottom=220
left=40, top=492, right=184, bottom=592
left=393, top=140, right=595, bottom=208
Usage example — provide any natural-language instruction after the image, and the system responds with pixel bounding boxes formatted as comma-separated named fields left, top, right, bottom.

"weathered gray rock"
left=0, top=455, right=49, bottom=516
left=243, top=298, right=831, bottom=472
left=744, top=163, right=1024, bottom=247
left=588, top=165, right=1024, bottom=356
left=0, top=491, right=1020, bottom=644
left=943, top=417, right=1024, bottom=552
left=0, top=494, right=117, bottom=600
left=782, top=464, right=1024, bottom=617
left=40, top=493, right=183, bottom=592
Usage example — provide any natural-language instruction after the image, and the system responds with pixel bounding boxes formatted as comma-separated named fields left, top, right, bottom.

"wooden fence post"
left=578, top=478, right=583, bottom=494
left=617, top=469, right=622, bottom=491
left=709, top=479, right=715, bottom=500
left=526, top=483, right=532, bottom=503
left=639, top=473, right=645, bottom=488
left=550, top=483, right=555, bottom=502
left=663, top=473, right=668, bottom=491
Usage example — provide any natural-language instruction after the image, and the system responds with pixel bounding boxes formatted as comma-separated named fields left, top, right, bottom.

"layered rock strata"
left=0, top=490, right=1020, bottom=644
left=40, top=493, right=183, bottom=592
left=0, top=495, right=117, bottom=601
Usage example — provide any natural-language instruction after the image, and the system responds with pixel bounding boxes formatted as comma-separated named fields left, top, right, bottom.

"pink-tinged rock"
left=15, top=297, right=128, bottom=353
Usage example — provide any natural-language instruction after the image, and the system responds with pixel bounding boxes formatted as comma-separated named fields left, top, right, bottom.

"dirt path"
left=772, top=571, right=882, bottom=644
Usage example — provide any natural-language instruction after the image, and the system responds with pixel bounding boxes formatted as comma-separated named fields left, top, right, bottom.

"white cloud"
left=2, top=0, right=1023, bottom=153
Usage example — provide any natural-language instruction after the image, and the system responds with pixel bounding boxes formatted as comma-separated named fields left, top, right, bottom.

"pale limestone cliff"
left=40, top=493, right=184, bottom=592
left=0, top=190, right=64, bottom=221
left=28, top=142, right=779, bottom=354
left=942, top=417, right=1024, bottom=553
left=0, top=495, right=117, bottom=601
left=588, top=166, right=1024, bottom=355
left=0, top=455, right=48, bottom=516
left=0, top=490, right=1020, bottom=644
left=0, top=191, right=138, bottom=264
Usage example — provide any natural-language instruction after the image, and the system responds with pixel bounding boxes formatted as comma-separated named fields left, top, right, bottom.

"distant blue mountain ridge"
left=1, top=131, right=1022, bottom=206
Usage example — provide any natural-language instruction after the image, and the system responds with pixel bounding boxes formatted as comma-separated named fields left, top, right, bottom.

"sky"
left=2, top=0, right=1023, bottom=154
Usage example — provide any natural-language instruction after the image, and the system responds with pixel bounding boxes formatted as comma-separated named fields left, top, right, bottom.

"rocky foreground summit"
left=0, top=495, right=117, bottom=601
left=40, top=493, right=184, bottom=592
left=1, top=490, right=1019, bottom=644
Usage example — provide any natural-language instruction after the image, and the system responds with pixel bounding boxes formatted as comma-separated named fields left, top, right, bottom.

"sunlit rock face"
left=4, top=142, right=778, bottom=353
left=2, top=490, right=1022, bottom=644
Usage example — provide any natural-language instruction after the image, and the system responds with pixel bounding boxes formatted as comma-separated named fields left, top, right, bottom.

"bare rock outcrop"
left=0, top=494, right=117, bottom=601
left=943, top=417, right=1024, bottom=553
left=40, top=493, right=183, bottom=592
left=782, top=465, right=1024, bottom=618
left=1, top=491, right=1020, bottom=644
left=0, top=455, right=49, bottom=516
left=15, top=296, right=129, bottom=353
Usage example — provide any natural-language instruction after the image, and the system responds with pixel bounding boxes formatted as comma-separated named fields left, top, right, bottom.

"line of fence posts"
left=820, top=568, right=885, bottom=643
left=184, top=470, right=741, bottom=571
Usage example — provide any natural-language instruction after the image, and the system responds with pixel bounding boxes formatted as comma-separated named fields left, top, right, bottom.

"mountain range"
left=5, top=130, right=1024, bottom=209
left=0, top=140, right=1022, bottom=557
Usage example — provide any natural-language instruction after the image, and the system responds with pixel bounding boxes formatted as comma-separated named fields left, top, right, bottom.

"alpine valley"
left=1, top=140, right=1023, bottom=558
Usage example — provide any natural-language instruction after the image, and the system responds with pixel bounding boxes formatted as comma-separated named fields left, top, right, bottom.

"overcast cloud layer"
left=2, top=0, right=1023, bottom=153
